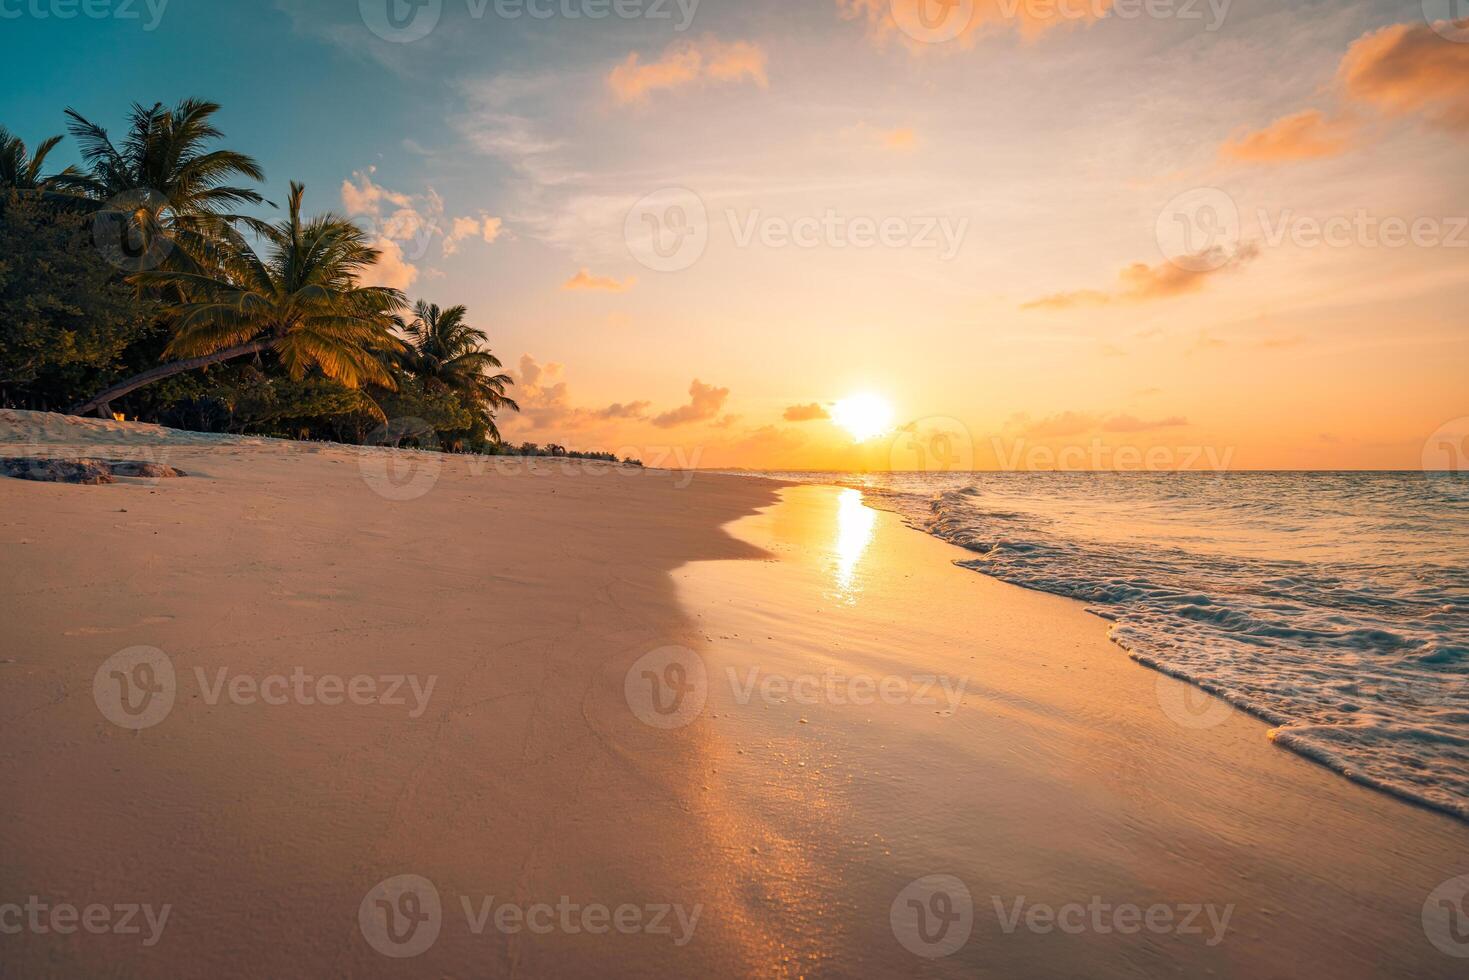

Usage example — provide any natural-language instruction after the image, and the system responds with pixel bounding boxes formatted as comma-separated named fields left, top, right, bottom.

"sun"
left=830, top=393, right=896, bottom=443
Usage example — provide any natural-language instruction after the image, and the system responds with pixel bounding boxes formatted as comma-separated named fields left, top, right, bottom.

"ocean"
left=738, top=470, right=1469, bottom=820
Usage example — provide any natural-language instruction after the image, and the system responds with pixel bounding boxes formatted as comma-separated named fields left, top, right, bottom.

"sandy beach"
left=1, top=412, right=1465, bottom=978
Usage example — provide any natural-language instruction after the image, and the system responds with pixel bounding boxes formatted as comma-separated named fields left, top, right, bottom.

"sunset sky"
left=6, top=0, right=1466, bottom=469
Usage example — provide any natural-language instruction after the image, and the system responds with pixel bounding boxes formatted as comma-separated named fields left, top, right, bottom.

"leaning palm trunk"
left=68, top=182, right=404, bottom=419
left=68, top=341, right=270, bottom=416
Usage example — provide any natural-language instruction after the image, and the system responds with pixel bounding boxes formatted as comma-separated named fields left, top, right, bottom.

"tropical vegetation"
left=0, top=99, right=551, bottom=457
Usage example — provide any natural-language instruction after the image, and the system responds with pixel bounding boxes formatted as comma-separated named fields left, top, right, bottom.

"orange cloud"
left=1023, top=244, right=1259, bottom=309
left=506, top=356, right=651, bottom=431
left=563, top=268, right=636, bottom=293
left=1102, top=414, right=1189, bottom=433
left=443, top=214, right=502, bottom=256
left=1221, top=20, right=1469, bottom=165
left=652, top=380, right=730, bottom=428
left=838, top=0, right=1111, bottom=50
left=608, top=37, right=768, bottom=104
left=783, top=403, right=832, bottom=422
left=1338, top=20, right=1469, bottom=133
left=1220, top=110, right=1357, bottom=163
left=361, top=237, right=418, bottom=291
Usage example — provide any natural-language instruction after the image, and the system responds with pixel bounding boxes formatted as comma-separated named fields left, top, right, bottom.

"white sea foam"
left=748, top=471, right=1469, bottom=820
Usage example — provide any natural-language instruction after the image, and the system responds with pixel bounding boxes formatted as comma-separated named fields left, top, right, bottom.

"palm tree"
left=61, top=99, right=265, bottom=269
left=69, top=182, right=404, bottom=417
left=0, top=126, right=78, bottom=191
left=394, top=301, right=519, bottom=440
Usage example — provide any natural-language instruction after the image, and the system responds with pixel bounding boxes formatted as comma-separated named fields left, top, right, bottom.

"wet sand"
left=1, top=411, right=1465, bottom=977
left=677, top=485, right=1468, bottom=978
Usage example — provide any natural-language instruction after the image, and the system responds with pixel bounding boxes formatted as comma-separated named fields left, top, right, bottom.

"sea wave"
left=757, top=471, right=1469, bottom=820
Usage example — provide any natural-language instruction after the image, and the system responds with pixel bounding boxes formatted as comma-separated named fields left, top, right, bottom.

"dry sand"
left=1, top=411, right=1465, bottom=978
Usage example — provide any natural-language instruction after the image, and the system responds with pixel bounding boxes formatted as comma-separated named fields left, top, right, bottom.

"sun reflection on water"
left=833, top=488, right=877, bottom=600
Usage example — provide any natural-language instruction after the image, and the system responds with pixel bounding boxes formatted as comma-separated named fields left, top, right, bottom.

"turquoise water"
left=748, top=471, right=1469, bottom=820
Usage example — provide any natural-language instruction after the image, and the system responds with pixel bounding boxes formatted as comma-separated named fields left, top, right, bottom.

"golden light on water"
left=830, top=393, right=896, bottom=443
left=833, top=488, right=877, bottom=599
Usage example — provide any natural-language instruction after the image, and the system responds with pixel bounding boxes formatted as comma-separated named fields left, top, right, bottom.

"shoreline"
left=676, top=484, right=1467, bottom=977
left=1, top=414, right=1465, bottom=976
left=732, top=470, right=1469, bottom=825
